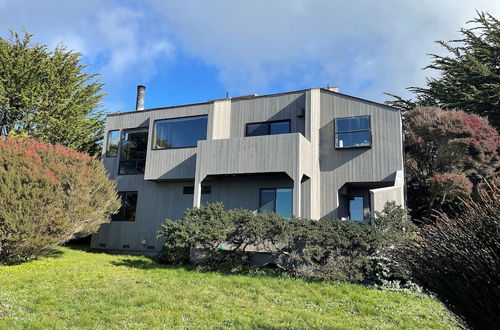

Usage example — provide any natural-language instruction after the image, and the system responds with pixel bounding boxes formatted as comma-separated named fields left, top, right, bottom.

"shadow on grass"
left=44, top=249, right=65, bottom=259
left=109, top=257, right=295, bottom=280
left=63, top=244, right=91, bottom=252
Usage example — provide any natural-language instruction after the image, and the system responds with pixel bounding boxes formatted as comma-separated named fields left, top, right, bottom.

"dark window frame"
left=152, top=115, right=208, bottom=150
left=183, top=186, right=211, bottom=195
left=112, top=191, right=138, bottom=222
left=258, top=187, right=293, bottom=218
left=118, top=127, right=149, bottom=175
left=334, top=115, right=372, bottom=149
left=245, top=119, right=291, bottom=137
left=105, top=130, right=120, bottom=157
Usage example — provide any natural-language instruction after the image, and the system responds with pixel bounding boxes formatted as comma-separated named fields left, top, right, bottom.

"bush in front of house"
left=157, top=202, right=414, bottom=284
left=398, top=180, right=500, bottom=329
left=0, top=137, right=120, bottom=264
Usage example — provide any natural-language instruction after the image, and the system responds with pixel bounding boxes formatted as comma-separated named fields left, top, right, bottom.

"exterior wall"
left=318, top=90, right=404, bottom=219
left=370, top=170, right=405, bottom=217
left=229, top=92, right=305, bottom=138
left=90, top=179, right=194, bottom=253
left=201, top=176, right=293, bottom=211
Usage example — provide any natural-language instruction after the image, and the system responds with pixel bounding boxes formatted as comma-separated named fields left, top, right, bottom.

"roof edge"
left=106, top=87, right=398, bottom=117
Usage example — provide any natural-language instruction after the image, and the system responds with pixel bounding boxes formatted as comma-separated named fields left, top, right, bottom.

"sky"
left=1, top=0, right=499, bottom=113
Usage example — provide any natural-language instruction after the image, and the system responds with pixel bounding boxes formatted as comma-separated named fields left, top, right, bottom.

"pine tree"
left=0, top=31, right=105, bottom=155
left=387, top=11, right=500, bottom=130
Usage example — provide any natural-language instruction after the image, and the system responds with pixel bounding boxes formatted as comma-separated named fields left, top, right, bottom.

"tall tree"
left=387, top=12, right=500, bottom=130
left=0, top=31, right=105, bottom=155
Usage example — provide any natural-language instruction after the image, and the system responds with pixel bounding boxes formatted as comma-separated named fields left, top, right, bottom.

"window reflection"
left=335, top=116, right=371, bottom=148
left=154, top=116, right=208, bottom=149
left=119, top=128, right=148, bottom=175
left=349, top=196, right=364, bottom=221
left=259, top=188, right=293, bottom=219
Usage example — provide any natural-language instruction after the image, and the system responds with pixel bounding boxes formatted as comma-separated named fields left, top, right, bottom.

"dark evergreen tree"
left=387, top=11, right=500, bottom=130
left=0, top=31, right=105, bottom=155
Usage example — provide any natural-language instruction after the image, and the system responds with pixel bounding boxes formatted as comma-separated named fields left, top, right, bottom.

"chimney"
left=135, top=85, right=146, bottom=111
left=325, top=86, right=339, bottom=93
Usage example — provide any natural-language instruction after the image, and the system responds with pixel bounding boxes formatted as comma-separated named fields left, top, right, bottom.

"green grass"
left=0, top=247, right=457, bottom=329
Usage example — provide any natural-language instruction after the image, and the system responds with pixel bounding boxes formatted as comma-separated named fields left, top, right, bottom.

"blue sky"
left=1, top=0, right=499, bottom=113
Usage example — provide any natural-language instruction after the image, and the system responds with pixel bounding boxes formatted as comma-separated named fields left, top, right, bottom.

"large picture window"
left=246, top=120, right=290, bottom=137
left=154, top=115, right=208, bottom=149
left=112, top=191, right=138, bottom=222
left=106, top=130, right=120, bottom=157
left=258, top=188, right=293, bottom=219
left=335, top=116, right=371, bottom=148
left=119, top=128, right=149, bottom=175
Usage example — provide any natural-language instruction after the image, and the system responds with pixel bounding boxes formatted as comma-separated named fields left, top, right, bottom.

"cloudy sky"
left=1, top=0, right=499, bottom=112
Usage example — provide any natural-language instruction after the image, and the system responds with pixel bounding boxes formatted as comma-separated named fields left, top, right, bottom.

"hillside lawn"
left=0, top=246, right=457, bottom=329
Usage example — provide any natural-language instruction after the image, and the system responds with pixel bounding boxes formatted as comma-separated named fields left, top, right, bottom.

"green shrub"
left=158, top=201, right=412, bottom=284
left=0, top=137, right=120, bottom=264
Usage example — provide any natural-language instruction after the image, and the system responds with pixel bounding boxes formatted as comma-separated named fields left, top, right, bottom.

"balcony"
left=196, top=133, right=312, bottom=181
left=144, top=148, right=197, bottom=180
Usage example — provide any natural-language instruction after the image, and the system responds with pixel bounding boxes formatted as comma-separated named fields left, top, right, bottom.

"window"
left=106, top=130, right=120, bottom=157
left=258, top=188, right=293, bottom=219
left=112, top=192, right=138, bottom=221
left=335, top=116, right=371, bottom=148
left=348, top=196, right=365, bottom=221
left=119, top=128, right=149, bottom=175
left=183, top=186, right=211, bottom=194
left=246, top=120, right=290, bottom=137
left=154, top=115, right=208, bottom=149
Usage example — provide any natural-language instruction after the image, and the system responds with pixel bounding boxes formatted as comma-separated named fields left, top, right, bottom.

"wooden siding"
left=196, top=133, right=311, bottom=180
left=318, top=90, right=404, bottom=219
left=229, top=92, right=305, bottom=138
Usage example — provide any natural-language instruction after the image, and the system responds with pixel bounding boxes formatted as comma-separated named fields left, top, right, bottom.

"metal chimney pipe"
left=135, top=85, right=146, bottom=111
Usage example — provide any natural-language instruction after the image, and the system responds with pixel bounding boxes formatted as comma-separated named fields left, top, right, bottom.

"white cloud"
left=0, top=0, right=499, bottom=107
left=151, top=0, right=500, bottom=101
left=0, top=0, right=175, bottom=84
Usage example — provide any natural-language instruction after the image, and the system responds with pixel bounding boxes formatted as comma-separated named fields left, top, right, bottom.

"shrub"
left=399, top=180, right=499, bottom=329
left=158, top=202, right=412, bottom=284
left=0, top=137, right=120, bottom=264
left=404, top=106, right=499, bottom=220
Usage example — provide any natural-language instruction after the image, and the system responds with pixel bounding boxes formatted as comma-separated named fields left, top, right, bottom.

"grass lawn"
left=0, top=246, right=457, bottom=329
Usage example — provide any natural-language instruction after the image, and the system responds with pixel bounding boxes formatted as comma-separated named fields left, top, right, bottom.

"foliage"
left=404, top=106, right=499, bottom=220
left=0, top=247, right=457, bottom=329
left=386, top=11, right=500, bottom=130
left=0, top=137, right=120, bottom=264
left=399, top=181, right=500, bottom=329
left=158, top=202, right=414, bottom=284
left=0, top=30, right=105, bottom=155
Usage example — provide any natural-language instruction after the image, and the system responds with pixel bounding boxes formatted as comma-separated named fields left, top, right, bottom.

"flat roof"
left=107, top=87, right=397, bottom=117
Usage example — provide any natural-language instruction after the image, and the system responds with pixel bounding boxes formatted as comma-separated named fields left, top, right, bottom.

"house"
left=90, top=86, right=405, bottom=254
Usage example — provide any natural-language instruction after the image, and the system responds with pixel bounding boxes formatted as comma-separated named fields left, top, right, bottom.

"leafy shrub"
left=0, top=137, right=120, bottom=264
left=404, top=106, right=499, bottom=220
left=399, top=181, right=499, bottom=329
left=158, top=202, right=412, bottom=284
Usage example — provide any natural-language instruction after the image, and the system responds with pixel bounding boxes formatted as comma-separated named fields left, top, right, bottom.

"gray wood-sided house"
left=91, top=86, right=404, bottom=254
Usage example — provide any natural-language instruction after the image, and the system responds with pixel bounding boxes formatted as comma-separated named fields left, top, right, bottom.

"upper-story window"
left=246, top=120, right=290, bottom=137
left=153, top=115, right=208, bottom=149
left=335, top=115, right=371, bottom=148
left=106, top=130, right=120, bottom=157
left=119, top=128, right=149, bottom=175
